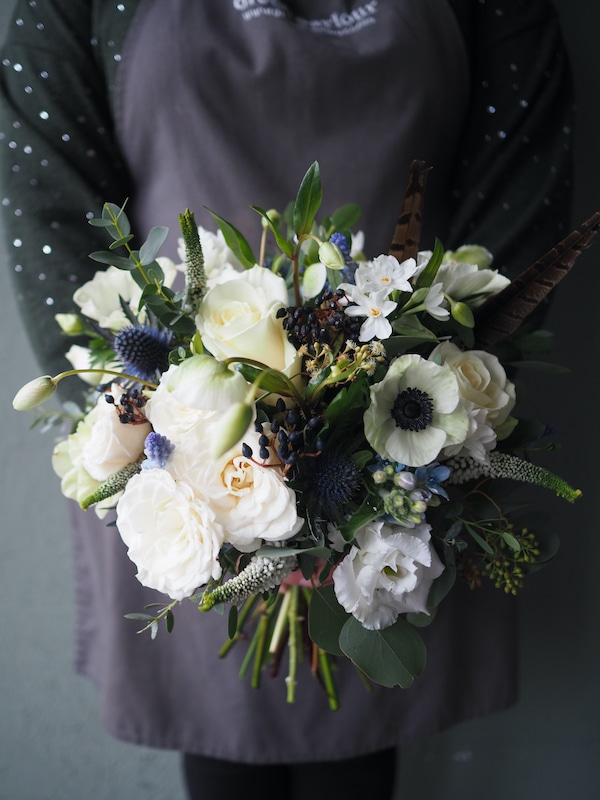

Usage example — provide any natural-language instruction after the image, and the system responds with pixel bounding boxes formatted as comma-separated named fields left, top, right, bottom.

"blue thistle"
left=300, top=448, right=363, bottom=521
left=113, top=325, right=173, bottom=381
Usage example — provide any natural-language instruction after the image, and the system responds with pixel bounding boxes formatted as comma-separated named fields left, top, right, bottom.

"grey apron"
left=71, top=0, right=518, bottom=761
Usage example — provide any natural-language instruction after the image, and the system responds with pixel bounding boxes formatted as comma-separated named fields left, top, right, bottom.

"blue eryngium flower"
left=113, top=325, right=173, bottom=382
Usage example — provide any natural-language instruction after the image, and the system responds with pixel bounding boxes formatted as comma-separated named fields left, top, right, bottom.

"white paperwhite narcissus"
left=343, top=287, right=397, bottom=342
left=333, top=519, right=444, bottom=630
left=364, top=353, right=469, bottom=467
left=348, top=254, right=417, bottom=295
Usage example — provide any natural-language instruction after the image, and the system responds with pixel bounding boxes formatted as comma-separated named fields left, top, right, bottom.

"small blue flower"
left=142, top=432, right=175, bottom=469
left=328, top=232, right=351, bottom=259
left=414, top=462, right=451, bottom=499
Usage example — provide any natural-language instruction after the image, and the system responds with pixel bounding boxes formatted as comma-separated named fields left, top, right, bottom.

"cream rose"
left=116, top=469, right=224, bottom=601
left=80, top=386, right=151, bottom=481
left=52, top=414, right=103, bottom=506
left=333, top=520, right=444, bottom=630
left=195, top=266, right=300, bottom=378
left=430, top=341, right=516, bottom=427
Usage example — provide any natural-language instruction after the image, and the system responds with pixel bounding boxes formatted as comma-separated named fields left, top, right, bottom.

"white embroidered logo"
left=232, top=0, right=379, bottom=36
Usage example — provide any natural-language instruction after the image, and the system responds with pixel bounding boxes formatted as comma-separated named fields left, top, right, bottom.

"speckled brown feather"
left=473, top=211, right=600, bottom=348
left=389, top=160, right=430, bottom=262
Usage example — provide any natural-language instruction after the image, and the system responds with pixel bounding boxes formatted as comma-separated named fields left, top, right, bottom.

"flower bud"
left=210, top=401, right=254, bottom=458
left=12, top=375, right=57, bottom=410
left=261, top=208, right=281, bottom=229
left=55, top=313, right=86, bottom=336
left=450, top=299, right=475, bottom=328
left=318, top=241, right=346, bottom=270
left=444, top=245, right=493, bottom=269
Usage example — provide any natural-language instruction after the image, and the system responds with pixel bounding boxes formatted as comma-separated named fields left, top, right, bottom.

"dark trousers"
left=183, top=747, right=398, bottom=800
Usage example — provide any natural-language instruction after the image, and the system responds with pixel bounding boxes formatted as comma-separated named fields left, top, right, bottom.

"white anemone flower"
left=364, top=353, right=469, bottom=467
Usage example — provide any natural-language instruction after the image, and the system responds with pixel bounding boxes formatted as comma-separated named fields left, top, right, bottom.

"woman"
left=0, top=1, right=573, bottom=797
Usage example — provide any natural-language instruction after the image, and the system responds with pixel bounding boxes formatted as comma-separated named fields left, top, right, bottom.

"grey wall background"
left=1, top=3, right=598, bottom=799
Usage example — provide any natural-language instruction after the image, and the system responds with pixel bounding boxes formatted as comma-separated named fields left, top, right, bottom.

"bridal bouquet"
left=13, top=162, right=591, bottom=708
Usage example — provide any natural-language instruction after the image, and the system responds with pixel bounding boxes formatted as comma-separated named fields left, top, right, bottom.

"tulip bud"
left=210, top=402, right=254, bottom=458
left=318, top=241, right=346, bottom=270
left=55, top=313, right=86, bottom=336
left=450, top=300, right=475, bottom=328
left=12, top=375, right=57, bottom=411
left=444, top=245, right=493, bottom=269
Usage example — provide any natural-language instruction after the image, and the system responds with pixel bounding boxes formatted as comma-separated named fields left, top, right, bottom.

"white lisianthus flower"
left=73, top=258, right=180, bottom=330
left=178, top=227, right=243, bottom=289
left=430, top=341, right=516, bottom=428
left=145, top=355, right=249, bottom=443
left=116, top=469, right=224, bottom=601
left=80, top=386, right=151, bottom=481
left=435, top=261, right=509, bottom=307
left=443, top=402, right=497, bottom=464
left=348, top=254, right=417, bottom=295
left=343, top=287, right=397, bottom=342
left=333, top=520, right=444, bottom=630
left=196, top=266, right=301, bottom=379
left=364, top=353, right=469, bottom=467
left=65, top=344, right=121, bottom=386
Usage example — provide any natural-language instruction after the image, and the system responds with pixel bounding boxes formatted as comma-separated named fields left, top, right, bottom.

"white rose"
left=52, top=413, right=102, bottom=505
left=116, top=469, right=224, bottom=601
left=333, top=520, right=444, bottom=630
left=81, top=386, right=151, bottom=481
left=73, top=258, right=181, bottom=330
left=196, top=266, right=301, bottom=379
left=430, top=341, right=516, bottom=427
left=211, top=428, right=303, bottom=551
left=145, top=355, right=249, bottom=444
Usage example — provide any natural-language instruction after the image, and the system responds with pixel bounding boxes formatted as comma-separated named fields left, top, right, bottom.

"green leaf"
left=139, top=226, right=169, bottom=265
left=339, top=616, right=426, bottom=688
left=207, top=209, right=257, bottom=269
left=502, top=532, right=521, bottom=552
left=89, top=251, right=135, bottom=270
left=292, top=161, right=322, bottom=237
left=109, top=234, right=134, bottom=250
left=235, top=364, right=296, bottom=397
left=415, top=237, right=444, bottom=288
left=145, top=260, right=166, bottom=285
left=464, top=523, right=495, bottom=555
left=102, top=201, right=131, bottom=240
left=228, top=605, right=239, bottom=639
left=124, top=613, right=155, bottom=622
left=165, top=609, right=175, bottom=633
left=330, top=203, right=361, bottom=232
left=308, top=584, right=350, bottom=656
left=251, top=206, right=294, bottom=257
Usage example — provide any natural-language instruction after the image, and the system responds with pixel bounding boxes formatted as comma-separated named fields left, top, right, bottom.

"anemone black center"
left=391, top=387, right=434, bottom=431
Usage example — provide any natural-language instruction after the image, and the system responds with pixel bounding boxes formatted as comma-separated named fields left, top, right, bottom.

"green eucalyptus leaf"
left=145, top=260, right=166, bottom=285
left=308, top=584, right=350, bottom=657
left=207, top=209, right=257, bottom=269
left=139, top=226, right=169, bottom=265
left=89, top=251, right=135, bottom=270
left=108, top=235, right=134, bottom=250
left=339, top=615, right=426, bottom=687
left=292, top=161, right=322, bottom=237
left=102, top=201, right=131, bottom=239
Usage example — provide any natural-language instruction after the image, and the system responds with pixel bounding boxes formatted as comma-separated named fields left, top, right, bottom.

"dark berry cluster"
left=277, top=289, right=362, bottom=351
left=105, top=387, right=148, bottom=425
